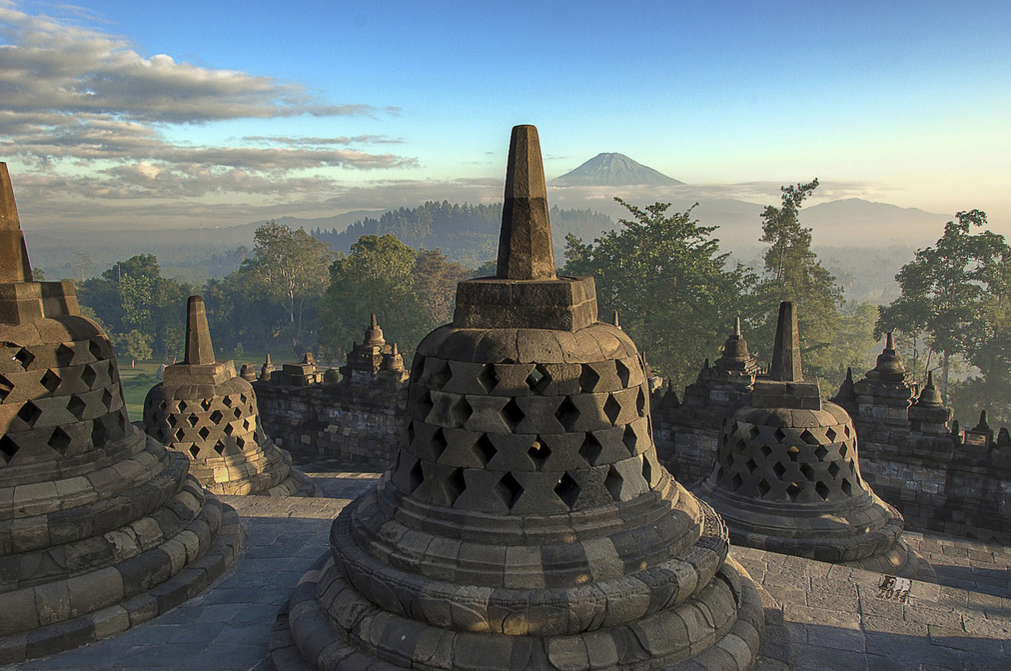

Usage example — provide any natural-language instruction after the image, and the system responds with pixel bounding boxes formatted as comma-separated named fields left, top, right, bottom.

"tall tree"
left=564, top=198, right=761, bottom=389
left=238, top=221, right=335, bottom=352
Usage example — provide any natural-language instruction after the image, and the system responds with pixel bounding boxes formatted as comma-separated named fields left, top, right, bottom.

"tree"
left=756, top=179, right=847, bottom=386
left=117, top=330, right=153, bottom=367
left=239, top=221, right=335, bottom=351
left=563, top=198, right=761, bottom=389
left=412, top=249, right=469, bottom=328
left=877, top=210, right=1008, bottom=397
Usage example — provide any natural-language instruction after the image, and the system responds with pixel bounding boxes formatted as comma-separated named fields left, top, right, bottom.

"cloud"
left=0, top=1, right=416, bottom=216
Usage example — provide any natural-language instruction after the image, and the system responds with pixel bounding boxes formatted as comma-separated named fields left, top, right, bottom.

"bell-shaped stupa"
left=273, top=126, right=770, bottom=670
left=143, top=295, right=316, bottom=496
left=698, top=302, right=921, bottom=575
left=0, top=164, right=240, bottom=662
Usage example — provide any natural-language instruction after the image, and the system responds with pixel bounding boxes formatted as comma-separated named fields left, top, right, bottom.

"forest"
left=73, top=185, right=1011, bottom=427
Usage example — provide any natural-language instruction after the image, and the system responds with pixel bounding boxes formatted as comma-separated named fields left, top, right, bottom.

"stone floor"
left=3, top=454, right=1010, bottom=671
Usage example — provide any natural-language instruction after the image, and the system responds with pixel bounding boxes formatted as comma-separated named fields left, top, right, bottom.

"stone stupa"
left=0, top=164, right=240, bottom=662
left=271, top=126, right=777, bottom=670
left=698, top=301, right=924, bottom=576
left=143, top=295, right=316, bottom=497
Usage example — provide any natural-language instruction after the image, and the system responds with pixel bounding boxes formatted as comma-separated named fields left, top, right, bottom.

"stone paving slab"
left=2, top=460, right=1009, bottom=671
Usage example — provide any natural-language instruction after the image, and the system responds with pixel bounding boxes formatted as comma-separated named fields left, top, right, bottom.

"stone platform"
left=4, top=452, right=1009, bottom=671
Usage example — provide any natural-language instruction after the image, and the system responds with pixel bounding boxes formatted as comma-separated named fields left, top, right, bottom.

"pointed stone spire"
left=872, top=331, right=906, bottom=376
left=0, top=162, right=33, bottom=283
left=364, top=312, right=385, bottom=346
left=496, top=125, right=556, bottom=280
left=183, top=295, right=215, bottom=365
left=833, top=366, right=858, bottom=405
left=915, top=370, right=944, bottom=407
left=769, top=301, right=803, bottom=381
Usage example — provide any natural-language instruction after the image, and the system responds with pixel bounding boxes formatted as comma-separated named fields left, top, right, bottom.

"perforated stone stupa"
left=698, top=302, right=921, bottom=576
left=272, top=126, right=773, bottom=671
left=143, top=296, right=316, bottom=497
left=0, top=164, right=240, bottom=662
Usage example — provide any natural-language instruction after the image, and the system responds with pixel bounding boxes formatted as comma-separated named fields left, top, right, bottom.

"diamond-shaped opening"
left=444, top=468, right=466, bottom=506
left=214, top=440, right=226, bottom=455
left=88, top=339, right=103, bottom=359
left=772, top=461, right=786, bottom=478
left=555, top=396, right=579, bottom=432
left=787, top=446, right=800, bottom=462
left=617, top=360, right=633, bottom=388
left=0, top=435, right=18, bottom=464
left=38, top=370, right=60, bottom=395
left=187, top=414, right=199, bottom=427
left=0, top=374, right=11, bottom=403
left=17, top=400, right=42, bottom=427
left=198, top=426, right=211, bottom=440
left=174, top=428, right=185, bottom=441
left=527, top=440, right=550, bottom=470
left=102, top=388, right=114, bottom=410
left=757, top=479, right=771, bottom=496
left=826, top=427, right=838, bottom=442
left=92, top=417, right=108, bottom=445
left=408, top=459, right=424, bottom=492
left=525, top=364, right=549, bottom=392
left=815, top=481, right=830, bottom=500
left=760, top=444, right=773, bottom=458
left=843, top=425, right=851, bottom=438
left=714, top=466, right=724, bottom=482
left=839, top=443, right=849, bottom=459
left=48, top=426, right=72, bottom=454
left=224, top=423, right=234, bottom=436
left=243, top=419, right=251, bottom=430
left=67, top=395, right=87, bottom=420
left=167, top=414, right=177, bottom=428
left=786, top=482, right=802, bottom=501
left=496, top=472, right=523, bottom=509
left=476, top=364, right=500, bottom=393
left=189, top=445, right=200, bottom=458
left=430, top=428, right=448, bottom=460
left=429, top=361, right=452, bottom=390
left=800, top=463, right=815, bottom=480
left=731, top=473, right=743, bottom=492
left=748, top=425, right=761, bottom=440
left=624, top=426, right=641, bottom=456
left=409, top=355, right=424, bottom=383
left=498, top=397, right=524, bottom=430
left=452, top=396, right=473, bottom=426
left=210, top=410, right=224, bottom=423
left=554, top=472, right=581, bottom=509
left=773, top=428, right=786, bottom=442
left=841, top=478, right=853, bottom=496
left=814, top=445, right=829, bottom=460
left=473, top=434, right=497, bottom=466
left=56, top=343, right=75, bottom=366
left=232, top=407, right=242, bottom=419
left=641, top=454, right=653, bottom=488
left=118, top=410, right=129, bottom=433
left=179, top=400, right=189, bottom=412
left=579, top=433, right=603, bottom=465
left=578, top=365, right=600, bottom=393
left=605, top=466, right=624, bottom=500
left=745, top=458, right=758, bottom=474
left=201, top=398, right=212, bottom=411
left=14, top=347, right=35, bottom=370
left=239, top=394, right=247, bottom=405
left=726, top=452, right=736, bottom=468
left=828, top=462, right=841, bottom=478
left=635, top=387, right=646, bottom=416
left=800, top=429, right=819, bottom=445
left=236, top=436, right=246, bottom=449
left=415, top=390, right=434, bottom=419
left=406, top=421, right=416, bottom=445
left=603, top=395, right=621, bottom=425
left=81, top=364, right=98, bottom=388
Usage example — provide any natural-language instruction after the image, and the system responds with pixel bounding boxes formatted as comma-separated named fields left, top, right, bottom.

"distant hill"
left=552, top=153, right=683, bottom=186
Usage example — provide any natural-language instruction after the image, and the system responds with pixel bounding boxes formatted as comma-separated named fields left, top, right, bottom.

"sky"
left=0, top=0, right=1009, bottom=234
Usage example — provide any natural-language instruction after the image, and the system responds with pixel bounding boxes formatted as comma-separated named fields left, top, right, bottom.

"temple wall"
left=651, top=410, right=717, bottom=486
left=253, top=379, right=407, bottom=470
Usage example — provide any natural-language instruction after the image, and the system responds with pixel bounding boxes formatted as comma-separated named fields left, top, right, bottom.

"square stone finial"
left=769, top=301, right=803, bottom=382
left=0, top=162, right=34, bottom=283
left=184, top=295, right=216, bottom=365
left=496, top=125, right=556, bottom=281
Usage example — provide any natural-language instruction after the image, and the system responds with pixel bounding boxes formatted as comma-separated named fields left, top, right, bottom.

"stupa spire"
left=0, top=162, right=33, bottom=282
left=495, top=125, right=556, bottom=280
left=769, top=301, right=803, bottom=381
left=183, top=295, right=215, bottom=365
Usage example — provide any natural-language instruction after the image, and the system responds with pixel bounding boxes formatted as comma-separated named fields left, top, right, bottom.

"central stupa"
left=273, top=126, right=768, bottom=670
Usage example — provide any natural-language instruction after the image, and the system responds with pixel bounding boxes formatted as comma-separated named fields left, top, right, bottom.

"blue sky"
left=0, top=0, right=1008, bottom=232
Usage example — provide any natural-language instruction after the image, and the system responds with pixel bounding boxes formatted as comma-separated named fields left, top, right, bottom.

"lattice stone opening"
left=444, top=468, right=466, bottom=506
left=476, top=364, right=499, bottom=393
left=605, top=466, right=623, bottom=501
left=578, top=365, right=600, bottom=393
left=92, top=417, right=107, bottom=445
left=416, top=390, right=434, bottom=419
left=748, top=425, right=761, bottom=440
left=187, top=414, right=199, bottom=427
left=636, top=387, right=646, bottom=416
left=474, top=434, right=498, bottom=466
left=786, top=482, right=802, bottom=501
left=760, top=445, right=773, bottom=458
left=189, top=445, right=200, bottom=458
left=527, top=440, right=549, bottom=470
left=815, top=481, right=830, bottom=500
left=222, top=396, right=233, bottom=407
left=431, top=428, right=448, bottom=460
left=773, top=428, right=787, bottom=442
left=841, top=478, right=853, bottom=495
left=800, top=429, right=819, bottom=445
left=406, top=421, right=416, bottom=445
left=814, top=445, right=829, bottom=460
left=410, top=355, right=424, bottom=383
left=232, top=407, right=242, bottom=419
left=40, top=369, right=61, bottom=394
left=408, top=459, right=424, bottom=492
left=48, top=426, right=72, bottom=454
left=214, top=440, right=226, bottom=456
left=199, top=427, right=211, bottom=440
left=603, top=395, right=621, bottom=425
left=453, top=396, right=474, bottom=426
left=622, top=424, right=637, bottom=455
left=828, top=462, right=841, bottom=478
left=787, top=446, right=799, bottom=462
left=103, top=388, right=115, bottom=410
left=757, top=479, right=771, bottom=496
left=555, top=396, right=579, bottom=432
left=81, top=364, right=98, bottom=388
left=0, top=375, right=11, bottom=403
left=0, top=435, right=18, bottom=464
left=236, top=436, right=246, bottom=449
left=772, top=461, right=786, bottom=478
left=840, top=443, right=849, bottom=459
left=642, top=454, right=653, bottom=488
left=210, top=410, right=223, bottom=424
left=731, top=473, right=744, bottom=492
left=88, top=339, right=102, bottom=359
left=17, top=400, right=42, bottom=427
left=615, top=360, right=631, bottom=387
left=56, top=343, right=75, bottom=366
left=745, top=458, right=758, bottom=474
left=167, top=414, right=177, bottom=427
left=496, top=472, right=523, bottom=509
left=14, top=347, right=34, bottom=370
left=727, top=452, right=736, bottom=468
left=579, top=433, right=603, bottom=465
left=800, top=463, right=815, bottom=480
left=430, top=362, right=452, bottom=390
left=526, top=364, right=548, bottom=391
left=826, top=427, right=838, bottom=442
left=67, top=395, right=87, bottom=420
left=555, top=472, right=581, bottom=508
left=223, top=423, right=234, bottom=436
left=200, top=399, right=212, bottom=411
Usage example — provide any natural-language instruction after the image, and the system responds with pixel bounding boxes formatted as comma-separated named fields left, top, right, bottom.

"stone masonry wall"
left=651, top=409, right=718, bottom=486
left=253, top=380, right=407, bottom=470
